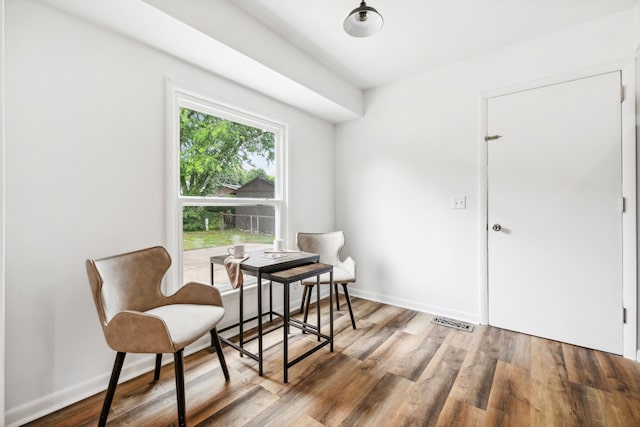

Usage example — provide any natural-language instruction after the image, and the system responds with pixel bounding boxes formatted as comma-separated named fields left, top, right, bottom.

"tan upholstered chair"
left=297, top=231, right=357, bottom=329
left=85, top=246, right=229, bottom=427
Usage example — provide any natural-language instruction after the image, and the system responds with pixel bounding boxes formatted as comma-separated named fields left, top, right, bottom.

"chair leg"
left=99, top=352, right=126, bottom=427
left=174, top=350, right=187, bottom=427
left=299, top=284, right=308, bottom=314
left=334, top=283, right=340, bottom=311
left=210, top=328, right=230, bottom=381
left=303, top=284, right=314, bottom=324
left=154, top=353, right=162, bottom=381
left=342, top=284, right=356, bottom=329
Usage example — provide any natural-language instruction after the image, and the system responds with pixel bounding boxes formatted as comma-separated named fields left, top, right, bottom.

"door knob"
left=492, top=224, right=502, bottom=231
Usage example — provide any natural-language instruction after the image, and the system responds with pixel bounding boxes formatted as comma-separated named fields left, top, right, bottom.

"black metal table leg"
left=284, top=278, right=290, bottom=383
left=316, top=275, right=321, bottom=342
left=258, top=271, right=263, bottom=376
left=330, top=271, right=334, bottom=352
left=269, top=280, right=273, bottom=322
left=239, top=284, right=244, bottom=357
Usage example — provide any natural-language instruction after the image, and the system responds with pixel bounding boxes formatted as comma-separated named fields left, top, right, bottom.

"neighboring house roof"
left=219, top=183, right=241, bottom=190
left=234, top=177, right=274, bottom=198
left=213, top=183, right=241, bottom=196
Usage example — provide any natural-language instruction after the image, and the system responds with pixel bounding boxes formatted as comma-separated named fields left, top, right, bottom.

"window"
left=168, top=86, right=286, bottom=292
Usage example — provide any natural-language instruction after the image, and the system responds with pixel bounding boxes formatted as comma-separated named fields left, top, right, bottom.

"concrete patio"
left=182, top=242, right=272, bottom=286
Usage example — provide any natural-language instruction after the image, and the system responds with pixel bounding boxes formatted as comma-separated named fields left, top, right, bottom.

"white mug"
left=273, top=239, right=283, bottom=252
left=227, top=244, right=245, bottom=258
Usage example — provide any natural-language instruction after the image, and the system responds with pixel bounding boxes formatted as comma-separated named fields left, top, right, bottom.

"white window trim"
left=166, top=78, right=288, bottom=294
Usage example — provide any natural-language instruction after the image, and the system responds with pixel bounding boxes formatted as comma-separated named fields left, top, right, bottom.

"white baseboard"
left=349, top=288, right=481, bottom=325
left=5, top=348, right=194, bottom=427
left=637, top=349, right=640, bottom=362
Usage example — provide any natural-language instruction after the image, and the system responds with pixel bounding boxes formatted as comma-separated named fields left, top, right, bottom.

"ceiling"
left=42, top=0, right=638, bottom=122
left=235, top=0, right=638, bottom=89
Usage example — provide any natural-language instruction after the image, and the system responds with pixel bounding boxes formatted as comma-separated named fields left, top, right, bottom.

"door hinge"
left=621, top=197, right=626, bottom=213
left=623, top=307, right=627, bottom=324
left=485, top=135, right=502, bottom=142
left=621, top=85, right=625, bottom=102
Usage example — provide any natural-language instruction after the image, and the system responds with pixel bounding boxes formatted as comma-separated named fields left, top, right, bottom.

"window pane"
left=179, top=107, right=276, bottom=198
left=182, top=205, right=275, bottom=286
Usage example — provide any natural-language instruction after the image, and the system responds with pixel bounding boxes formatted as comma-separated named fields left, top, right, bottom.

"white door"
left=487, top=72, right=623, bottom=354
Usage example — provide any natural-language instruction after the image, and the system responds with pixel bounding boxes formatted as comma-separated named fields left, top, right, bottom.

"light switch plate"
left=451, top=196, right=466, bottom=209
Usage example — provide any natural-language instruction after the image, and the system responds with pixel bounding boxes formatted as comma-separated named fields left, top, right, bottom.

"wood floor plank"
left=196, top=385, right=278, bottom=427
left=401, top=311, right=434, bottom=336
left=530, top=337, right=580, bottom=427
left=562, top=343, right=609, bottom=391
left=389, top=333, right=442, bottom=382
left=594, top=350, right=640, bottom=397
left=26, top=297, right=640, bottom=427
left=400, top=346, right=468, bottom=426
left=348, top=297, right=385, bottom=325
left=338, top=372, right=415, bottom=426
left=435, top=398, right=486, bottom=427
left=341, top=324, right=396, bottom=361
left=376, top=306, right=417, bottom=329
left=445, top=328, right=478, bottom=351
left=245, top=353, right=358, bottom=427
left=497, top=328, right=531, bottom=369
left=302, top=329, right=421, bottom=425
left=476, top=326, right=504, bottom=361
left=301, top=356, right=381, bottom=426
left=484, top=361, right=530, bottom=427
left=604, top=388, right=640, bottom=426
left=450, top=349, right=497, bottom=410
left=359, top=303, right=403, bottom=325
left=290, top=415, right=326, bottom=427
left=569, top=382, right=609, bottom=427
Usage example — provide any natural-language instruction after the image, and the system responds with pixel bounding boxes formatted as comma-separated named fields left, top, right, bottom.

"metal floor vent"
left=432, top=317, right=474, bottom=332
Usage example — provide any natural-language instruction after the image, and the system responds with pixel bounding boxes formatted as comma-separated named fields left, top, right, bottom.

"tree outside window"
left=178, top=106, right=282, bottom=287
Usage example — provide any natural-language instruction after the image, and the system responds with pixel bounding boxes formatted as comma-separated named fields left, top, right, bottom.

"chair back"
left=86, top=246, right=171, bottom=325
left=297, top=231, right=345, bottom=266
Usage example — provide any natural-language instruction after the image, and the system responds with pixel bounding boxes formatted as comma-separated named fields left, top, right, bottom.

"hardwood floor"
left=27, top=297, right=640, bottom=426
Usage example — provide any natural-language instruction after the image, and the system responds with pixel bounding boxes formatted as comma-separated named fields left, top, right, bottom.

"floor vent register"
left=431, top=316, right=474, bottom=332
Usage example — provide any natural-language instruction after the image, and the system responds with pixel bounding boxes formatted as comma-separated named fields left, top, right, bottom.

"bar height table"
left=211, top=250, right=322, bottom=376
left=261, top=263, right=334, bottom=383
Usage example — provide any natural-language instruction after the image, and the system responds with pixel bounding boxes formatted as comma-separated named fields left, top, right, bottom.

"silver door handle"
left=492, top=224, right=502, bottom=231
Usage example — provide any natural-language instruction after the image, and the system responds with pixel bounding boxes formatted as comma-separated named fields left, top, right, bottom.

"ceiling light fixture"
left=343, top=1, right=384, bottom=38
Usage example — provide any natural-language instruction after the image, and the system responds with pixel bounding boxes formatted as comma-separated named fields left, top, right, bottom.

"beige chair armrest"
left=104, top=310, right=174, bottom=353
left=167, top=282, right=224, bottom=307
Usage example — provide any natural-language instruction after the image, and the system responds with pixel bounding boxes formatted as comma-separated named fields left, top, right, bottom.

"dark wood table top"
left=262, top=263, right=333, bottom=282
left=210, top=250, right=320, bottom=275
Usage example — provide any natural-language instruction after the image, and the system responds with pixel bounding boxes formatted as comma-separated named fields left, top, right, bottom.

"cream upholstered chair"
left=85, top=246, right=229, bottom=427
left=297, top=231, right=357, bottom=329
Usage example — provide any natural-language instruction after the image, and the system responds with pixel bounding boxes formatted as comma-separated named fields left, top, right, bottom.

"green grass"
left=183, top=229, right=274, bottom=251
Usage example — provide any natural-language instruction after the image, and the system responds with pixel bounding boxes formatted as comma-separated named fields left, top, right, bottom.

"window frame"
left=167, top=81, right=287, bottom=293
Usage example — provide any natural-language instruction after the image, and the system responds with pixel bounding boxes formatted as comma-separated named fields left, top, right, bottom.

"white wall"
left=0, top=0, right=5, bottom=425
left=336, top=10, right=636, bottom=323
left=636, top=1, right=640, bottom=359
left=4, top=0, right=335, bottom=424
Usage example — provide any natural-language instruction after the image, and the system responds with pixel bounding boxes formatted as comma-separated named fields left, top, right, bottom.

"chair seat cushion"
left=301, top=265, right=355, bottom=285
left=145, top=304, right=225, bottom=350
